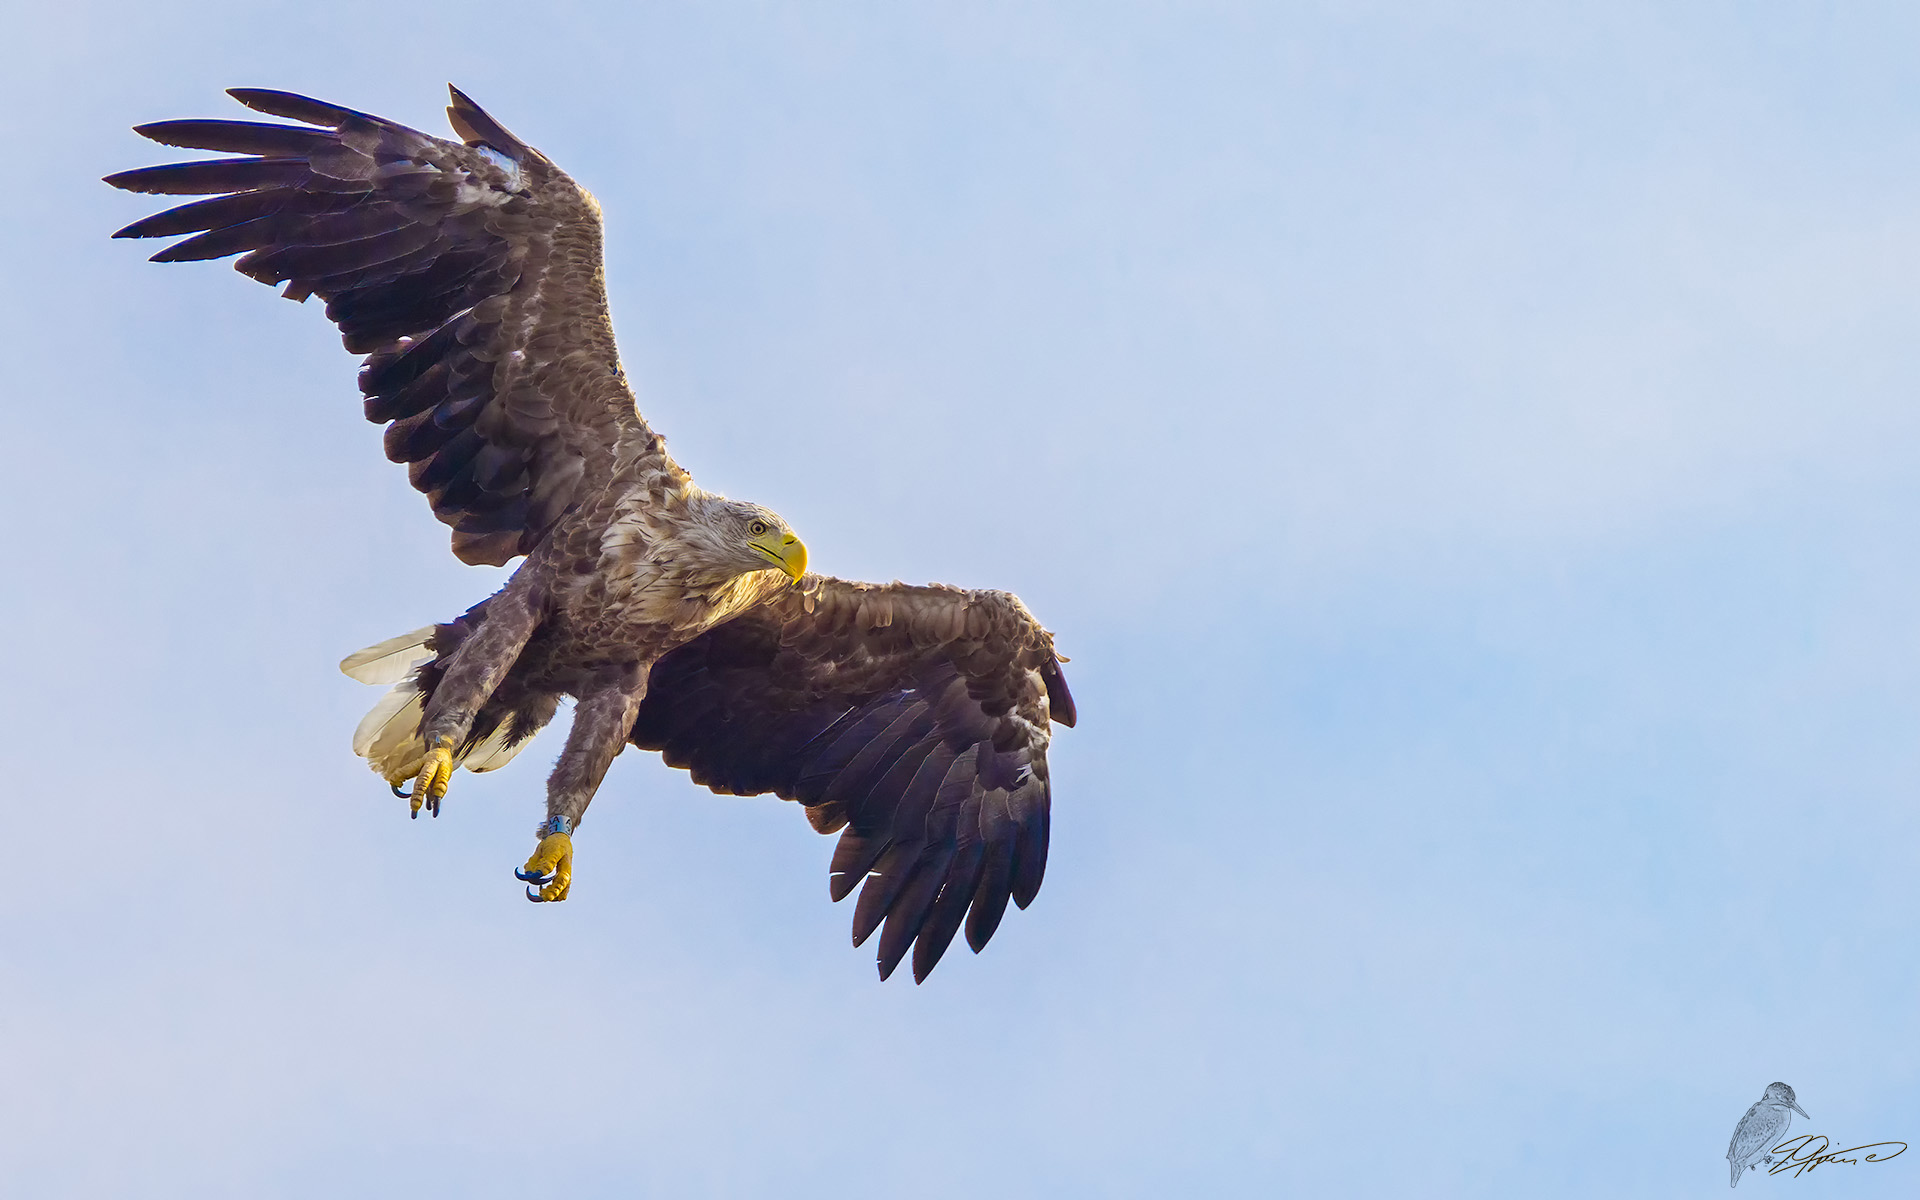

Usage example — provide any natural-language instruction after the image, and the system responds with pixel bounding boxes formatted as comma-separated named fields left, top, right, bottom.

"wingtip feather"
left=225, top=88, right=352, bottom=127
left=444, top=84, right=528, bottom=157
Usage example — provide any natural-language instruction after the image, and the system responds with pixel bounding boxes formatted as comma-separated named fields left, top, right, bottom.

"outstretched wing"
left=105, top=86, right=651, bottom=565
left=629, top=578, right=1077, bottom=982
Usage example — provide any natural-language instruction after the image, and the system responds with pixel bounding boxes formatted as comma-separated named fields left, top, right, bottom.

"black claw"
left=515, top=867, right=552, bottom=884
left=525, top=886, right=546, bottom=902
left=392, top=782, right=412, bottom=799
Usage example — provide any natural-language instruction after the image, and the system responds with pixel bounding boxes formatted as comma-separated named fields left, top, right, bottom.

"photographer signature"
left=1766, top=1135, right=1907, bottom=1179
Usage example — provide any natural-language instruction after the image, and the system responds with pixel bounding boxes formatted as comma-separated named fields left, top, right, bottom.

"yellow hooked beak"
left=751, top=531, right=808, bottom=582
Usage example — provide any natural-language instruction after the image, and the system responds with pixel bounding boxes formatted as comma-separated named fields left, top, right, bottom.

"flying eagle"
left=105, top=86, right=1075, bottom=982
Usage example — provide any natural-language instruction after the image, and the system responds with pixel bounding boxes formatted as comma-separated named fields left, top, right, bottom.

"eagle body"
left=108, top=86, right=1074, bottom=981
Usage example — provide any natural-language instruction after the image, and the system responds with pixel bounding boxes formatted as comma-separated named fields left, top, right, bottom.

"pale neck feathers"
left=599, top=480, right=789, bottom=630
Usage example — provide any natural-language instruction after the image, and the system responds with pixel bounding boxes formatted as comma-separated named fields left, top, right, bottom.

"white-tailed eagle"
left=106, top=86, right=1075, bottom=982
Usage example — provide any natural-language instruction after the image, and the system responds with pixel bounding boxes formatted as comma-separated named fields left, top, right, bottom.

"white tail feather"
left=463, top=723, right=528, bottom=772
left=353, top=682, right=428, bottom=783
left=339, top=626, right=436, bottom=684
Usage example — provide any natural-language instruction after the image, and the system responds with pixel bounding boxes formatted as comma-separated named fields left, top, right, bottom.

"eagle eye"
left=748, top=519, right=769, bottom=536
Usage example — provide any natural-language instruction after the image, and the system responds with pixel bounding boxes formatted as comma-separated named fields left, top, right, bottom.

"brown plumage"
left=106, top=86, right=1074, bottom=981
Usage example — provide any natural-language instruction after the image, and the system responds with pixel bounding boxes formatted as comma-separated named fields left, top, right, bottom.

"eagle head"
left=681, top=497, right=808, bottom=583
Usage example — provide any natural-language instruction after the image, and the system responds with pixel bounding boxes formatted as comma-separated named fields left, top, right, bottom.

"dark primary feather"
left=630, top=579, right=1073, bottom=982
left=133, top=118, right=336, bottom=156
left=104, top=86, right=643, bottom=566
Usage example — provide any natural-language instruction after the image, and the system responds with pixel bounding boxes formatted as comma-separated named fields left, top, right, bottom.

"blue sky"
left=6, top=2, right=1920, bottom=1196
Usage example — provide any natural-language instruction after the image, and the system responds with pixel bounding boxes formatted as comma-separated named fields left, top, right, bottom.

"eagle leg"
left=393, top=579, right=541, bottom=817
left=513, top=664, right=647, bottom=904
left=517, top=828, right=573, bottom=902
left=414, top=577, right=545, bottom=815
left=404, top=739, right=455, bottom=818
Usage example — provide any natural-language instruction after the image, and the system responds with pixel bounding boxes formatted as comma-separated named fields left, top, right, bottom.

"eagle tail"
left=340, top=627, right=531, bottom=783
left=351, top=674, right=431, bottom=784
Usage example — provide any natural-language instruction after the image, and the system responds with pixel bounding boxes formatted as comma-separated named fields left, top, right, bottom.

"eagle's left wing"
left=629, top=579, right=1075, bottom=982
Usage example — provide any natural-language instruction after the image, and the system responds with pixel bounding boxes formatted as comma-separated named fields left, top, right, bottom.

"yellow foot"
left=516, top=832, right=573, bottom=902
left=394, top=740, right=454, bottom=819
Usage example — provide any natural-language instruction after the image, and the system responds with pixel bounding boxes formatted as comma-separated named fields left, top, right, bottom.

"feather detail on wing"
left=630, top=577, right=1075, bottom=982
left=106, top=86, right=656, bottom=565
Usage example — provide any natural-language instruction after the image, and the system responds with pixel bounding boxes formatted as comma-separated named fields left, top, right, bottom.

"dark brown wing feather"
left=105, top=86, right=644, bottom=565
left=630, top=578, right=1075, bottom=982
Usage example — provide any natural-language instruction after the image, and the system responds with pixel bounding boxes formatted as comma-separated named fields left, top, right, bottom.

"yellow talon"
left=408, top=740, right=455, bottom=818
left=518, top=833, right=573, bottom=902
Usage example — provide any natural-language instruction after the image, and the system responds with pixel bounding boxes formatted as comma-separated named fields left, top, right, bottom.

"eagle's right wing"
left=106, top=86, right=656, bottom=565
